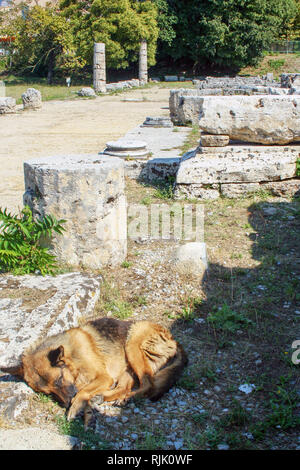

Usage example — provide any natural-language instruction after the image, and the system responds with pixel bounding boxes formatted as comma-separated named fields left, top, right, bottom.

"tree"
left=59, top=0, right=159, bottom=70
left=289, top=0, right=300, bottom=39
left=158, top=0, right=298, bottom=70
left=1, top=4, right=85, bottom=82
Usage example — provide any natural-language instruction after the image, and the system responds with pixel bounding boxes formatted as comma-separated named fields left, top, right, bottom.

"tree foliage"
left=1, top=3, right=85, bottom=80
left=159, top=0, right=299, bottom=69
left=59, top=0, right=159, bottom=69
left=289, top=0, right=300, bottom=39
left=1, top=0, right=299, bottom=77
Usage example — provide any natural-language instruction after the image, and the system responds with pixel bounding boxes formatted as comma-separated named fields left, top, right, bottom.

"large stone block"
left=0, top=272, right=101, bottom=367
left=177, top=146, right=299, bottom=184
left=198, top=96, right=300, bottom=144
left=169, top=89, right=204, bottom=124
left=21, top=88, right=42, bottom=110
left=23, top=154, right=127, bottom=269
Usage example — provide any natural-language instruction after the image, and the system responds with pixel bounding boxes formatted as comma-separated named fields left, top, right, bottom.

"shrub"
left=0, top=205, right=66, bottom=275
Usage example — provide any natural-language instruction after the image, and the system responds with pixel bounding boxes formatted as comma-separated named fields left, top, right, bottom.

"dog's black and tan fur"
left=1, top=317, right=188, bottom=420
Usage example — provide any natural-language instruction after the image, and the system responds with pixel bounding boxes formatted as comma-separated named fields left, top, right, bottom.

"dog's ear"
left=0, top=362, right=24, bottom=377
left=48, top=346, right=65, bottom=367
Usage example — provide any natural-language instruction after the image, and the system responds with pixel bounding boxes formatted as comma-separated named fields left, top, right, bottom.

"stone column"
left=139, top=39, right=148, bottom=84
left=23, top=154, right=127, bottom=269
left=93, top=42, right=106, bottom=93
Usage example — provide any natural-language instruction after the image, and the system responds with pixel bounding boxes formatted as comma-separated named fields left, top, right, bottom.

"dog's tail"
left=147, top=343, right=188, bottom=401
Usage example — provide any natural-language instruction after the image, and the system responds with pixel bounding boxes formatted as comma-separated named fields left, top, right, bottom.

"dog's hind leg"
left=125, top=340, right=154, bottom=395
left=97, top=370, right=135, bottom=404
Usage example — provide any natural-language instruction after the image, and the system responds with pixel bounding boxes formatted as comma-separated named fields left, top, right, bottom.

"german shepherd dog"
left=1, top=317, right=188, bottom=421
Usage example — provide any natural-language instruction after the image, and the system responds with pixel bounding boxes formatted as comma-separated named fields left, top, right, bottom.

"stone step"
left=176, top=145, right=299, bottom=185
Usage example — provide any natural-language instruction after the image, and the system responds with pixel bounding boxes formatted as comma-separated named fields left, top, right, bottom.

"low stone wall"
left=193, top=74, right=279, bottom=88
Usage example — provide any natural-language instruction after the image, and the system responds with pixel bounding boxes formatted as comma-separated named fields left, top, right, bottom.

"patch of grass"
left=240, top=53, right=300, bottom=78
left=135, top=431, right=166, bottom=450
left=95, top=278, right=133, bottom=319
left=141, top=195, right=152, bottom=206
left=104, top=298, right=133, bottom=319
left=250, top=384, right=300, bottom=440
left=121, top=260, right=133, bottom=268
left=177, top=370, right=198, bottom=391
left=180, top=124, right=199, bottom=155
left=196, top=425, right=223, bottom=449
left=200, top=364, right=218, bottom=383
left=191, top=412, right=209, bottom=424
left=132, top=294, right=148, bottom=306
left=56, top=416, right=111, bottom=450
left=219, top=400, right=251, bottom=427
left=5, top=82, right=88, bottom=104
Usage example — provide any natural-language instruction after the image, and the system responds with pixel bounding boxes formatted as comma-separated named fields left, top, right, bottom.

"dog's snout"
left=67, top=384, right=78, bottom=399
left=55, top=384, right=78, bottom=408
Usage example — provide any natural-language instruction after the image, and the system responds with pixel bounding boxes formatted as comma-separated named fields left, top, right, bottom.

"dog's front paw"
left=89, top=394, right=104, bottom=409
left=67, top=397, right=86, bottom=421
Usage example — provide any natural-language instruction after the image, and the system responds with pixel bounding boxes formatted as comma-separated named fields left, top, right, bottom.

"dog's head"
left=1, top=345, right=78, bottom=408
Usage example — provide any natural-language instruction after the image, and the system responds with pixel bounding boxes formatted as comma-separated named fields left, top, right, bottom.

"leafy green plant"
left=0, top=206, right=66, bottom=275
left=207, top=303, right=253, bottom=333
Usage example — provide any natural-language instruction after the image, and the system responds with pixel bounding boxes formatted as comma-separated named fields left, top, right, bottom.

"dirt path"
left=0, top=86, right=170, bottom=213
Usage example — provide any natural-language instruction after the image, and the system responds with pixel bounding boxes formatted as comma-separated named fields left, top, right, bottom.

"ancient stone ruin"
left=103, top=139, right=149, bottom=159
left=21, top=88, right=42, bottom=110
left=23, top=154, right=127, bottom=269
left=170, top=73, right=300, bottom=125
left=171, top=82, right=300, bottom=200
left=0, top=97, right=16, bottom=114
left=142, top=116, right=173, bottom=128
left=197, top=95, right=300, bottom=145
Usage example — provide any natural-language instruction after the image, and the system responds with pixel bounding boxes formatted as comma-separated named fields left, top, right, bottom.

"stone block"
left=76, top=87, right=96, bottom=97
left=142, top=116, right=173, bottom=128
left=165, top=75, right=178, bottom=82
left=176, top=145, right=298, bottom=185
left=171, top=242, right=208, bottom=278
left=23, top=154, right=127, bottom=269
left=200, top=134, right=229, bottom=147
left=104, top=139, right=149, bottom=159
left=0, top=97, right=16, bottom=114
left=0, top=272, right=101, bottom=367
left=198, top=96, right=300, bottom=144
left=21, top=88, right=42, bottom=110
left=261, top=179, right=300, bottom=197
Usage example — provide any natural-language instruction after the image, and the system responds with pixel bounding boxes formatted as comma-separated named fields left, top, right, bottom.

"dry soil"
left=0, top=86, right=170, bottom=213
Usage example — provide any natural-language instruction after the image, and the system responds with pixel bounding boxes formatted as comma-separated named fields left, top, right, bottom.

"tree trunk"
left=47, top=51, right=55, bottom=85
